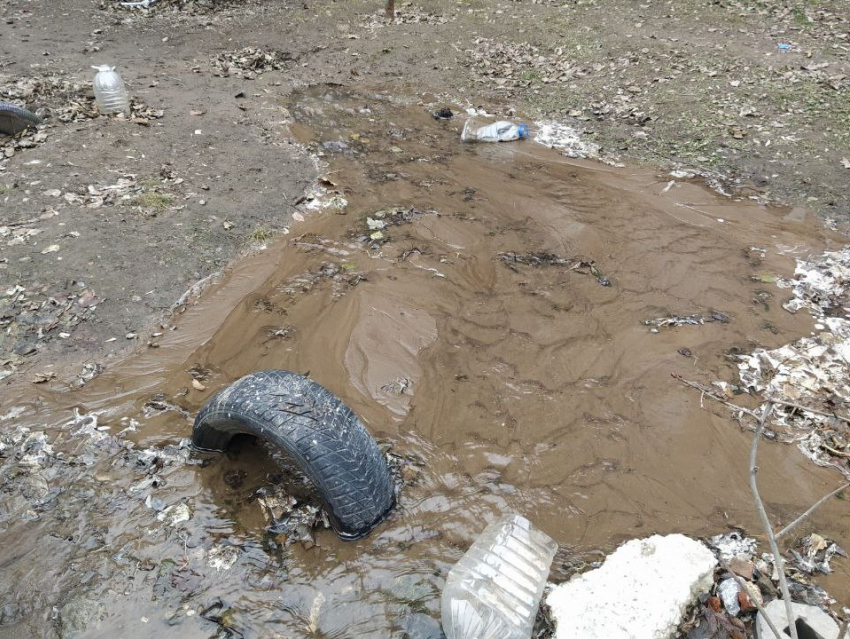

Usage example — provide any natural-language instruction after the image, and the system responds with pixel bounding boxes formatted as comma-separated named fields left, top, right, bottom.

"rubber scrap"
left=0, top=102, right=42, bottom=136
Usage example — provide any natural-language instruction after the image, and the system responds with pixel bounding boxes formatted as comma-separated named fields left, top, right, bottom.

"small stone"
left=728, top=557, right=755, bottom=580
left=757, top=600, right=839, bottom=639
left=547, top=535, right=717, bottom=639
left=737, top=585, right=761, bottom=613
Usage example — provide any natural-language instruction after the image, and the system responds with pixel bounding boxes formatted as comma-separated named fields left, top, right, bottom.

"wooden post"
left=386, top=0, right=394, bottom=20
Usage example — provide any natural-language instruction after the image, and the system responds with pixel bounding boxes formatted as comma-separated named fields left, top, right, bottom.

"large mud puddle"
left=2, top=87, right=848, bottom=638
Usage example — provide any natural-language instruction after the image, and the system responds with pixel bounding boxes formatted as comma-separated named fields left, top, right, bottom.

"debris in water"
left=142, top=394, right=190, bottom=419
left=737, top=248, right=850, bottom=472
left=207, top=545, right=240, bottom=571
left=499, top=251, right=611, bottom=286
left=534, top=121, right=600, bottom=158
left=157, top=502, right=192, bottom=525
left=643, top=312, right=731, bottom=330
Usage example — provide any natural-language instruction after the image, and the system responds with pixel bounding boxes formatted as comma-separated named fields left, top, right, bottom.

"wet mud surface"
left=2, top=86, right=849, bottom=638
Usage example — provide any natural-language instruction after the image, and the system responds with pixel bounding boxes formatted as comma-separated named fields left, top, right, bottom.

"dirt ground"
left=1, top=0, right=848, bottom=382
left=1, top=2, right=850, bottom=638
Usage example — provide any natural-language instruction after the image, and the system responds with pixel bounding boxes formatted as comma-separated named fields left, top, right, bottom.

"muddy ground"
left=1, top=0, right=848, bottom=380
left=1, top=1, right=849, bottom=638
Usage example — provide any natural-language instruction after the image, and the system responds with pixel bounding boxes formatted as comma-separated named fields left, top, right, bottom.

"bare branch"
left=672, top=374, right=761, bottom=420
left=750, top=401, right=799, bottom=639
left=775, top=482, right=850, bottom=540
left=720, top=559, right=783, bottom=639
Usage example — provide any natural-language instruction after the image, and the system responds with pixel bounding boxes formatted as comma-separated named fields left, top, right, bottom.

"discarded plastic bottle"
left=461, top=118, right=529, bottom=143
left=441, top=514, right=557, bottom=639
left=92, top=65, right=130, bottom=116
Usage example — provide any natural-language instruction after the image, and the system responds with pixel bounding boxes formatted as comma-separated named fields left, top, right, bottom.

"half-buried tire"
left=192, top=370, right=395, bottom=540
left=0, top=102, right=42, bottom=136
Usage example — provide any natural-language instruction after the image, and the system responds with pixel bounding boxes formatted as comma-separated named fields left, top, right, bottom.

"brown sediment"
left=1, top=86, right=848, bottom=637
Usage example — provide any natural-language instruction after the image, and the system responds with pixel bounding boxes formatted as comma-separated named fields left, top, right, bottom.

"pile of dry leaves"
left=210, top=47, right=291, bottom=79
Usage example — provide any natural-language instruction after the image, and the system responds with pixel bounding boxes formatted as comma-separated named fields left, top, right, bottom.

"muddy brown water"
left=2, top=86, right=849, bottom=638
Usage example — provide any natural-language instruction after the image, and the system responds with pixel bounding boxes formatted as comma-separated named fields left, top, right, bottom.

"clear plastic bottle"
left=461, top=118, right=529, bottom=143
left=441, top=514, right=557, bottom=639
left=92, top=65, right=130, bottom=116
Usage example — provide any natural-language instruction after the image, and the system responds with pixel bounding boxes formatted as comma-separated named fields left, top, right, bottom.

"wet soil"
left=2, top=85, right=849, bottom=638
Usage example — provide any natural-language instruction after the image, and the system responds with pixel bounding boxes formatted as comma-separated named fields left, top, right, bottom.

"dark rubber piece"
left=192, top=370, right=395, bottom=540
left=0, top=102, right=42, bottom=136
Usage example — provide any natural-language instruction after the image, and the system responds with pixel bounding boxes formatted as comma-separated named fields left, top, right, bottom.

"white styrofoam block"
left=756, top=600, right=839, bottom=639
left=547, top=534, right=717, bottom=639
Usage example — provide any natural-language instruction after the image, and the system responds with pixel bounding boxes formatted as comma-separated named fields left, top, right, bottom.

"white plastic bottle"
left=92, top=65, right=130, bottom=116
left=441, top=514, right=557, bottom=639
left=461, top=119, right=529, bottom=143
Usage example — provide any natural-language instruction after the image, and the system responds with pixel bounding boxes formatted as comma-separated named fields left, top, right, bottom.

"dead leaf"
left=32, top=371, right=56, bottom=384
left=841, top=158, right=850, bottom=169
left=41, top=244, right=60, bottom=254
left=192, top=379, right=206, bottom=391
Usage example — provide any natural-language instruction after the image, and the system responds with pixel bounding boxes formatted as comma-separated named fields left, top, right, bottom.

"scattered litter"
left=207, top=545, right=240, bottom=571
left=31, top=371, right=56, bottom=384
left=142, top=394, right=190, bottom=419
left=0, top=284, right=99, bottom=369
left=0, top=70, right=162, bottom=162
left=499, top=251, right=611, bottom=286
left=534, top=121, right=600, bottom=158
left=120, top=0, right=158, bottom=8
left=717, top=578, right=742, bottom=616
left=789, top=534, right=847, bottom=575
left=737, top=248, right=850, bottom=472
left=92, top=65, right=129, bottom=115
left=461, top=118, right=529, bottom=143
left=643, top=312, right=731, bottom=331
left=157, top=502, right=191, bottom=526
left=678, top=529, right=846, bottom=637
left=257, top=485, right=329, bottom=549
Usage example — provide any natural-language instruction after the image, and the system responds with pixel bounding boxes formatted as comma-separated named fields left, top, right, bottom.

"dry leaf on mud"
left=31, top=371, right=56, bottom=383
left=841, top=157, right=850, bottom=169
left=191, top=379, right=206, bottom=391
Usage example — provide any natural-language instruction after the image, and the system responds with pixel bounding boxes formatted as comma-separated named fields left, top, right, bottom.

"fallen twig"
left=750, top=401, right=799, bottom=639
left=822, top=443, right=850, bottom=458
left=775, top=482, right=850, bottom=540
left=672, top=374, right=761, bottom=420
left=5, top=215, right=47, bottom=228
left=772, top=398, right=850, bottom=425
left=720, top=559, right=783, bottom=639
